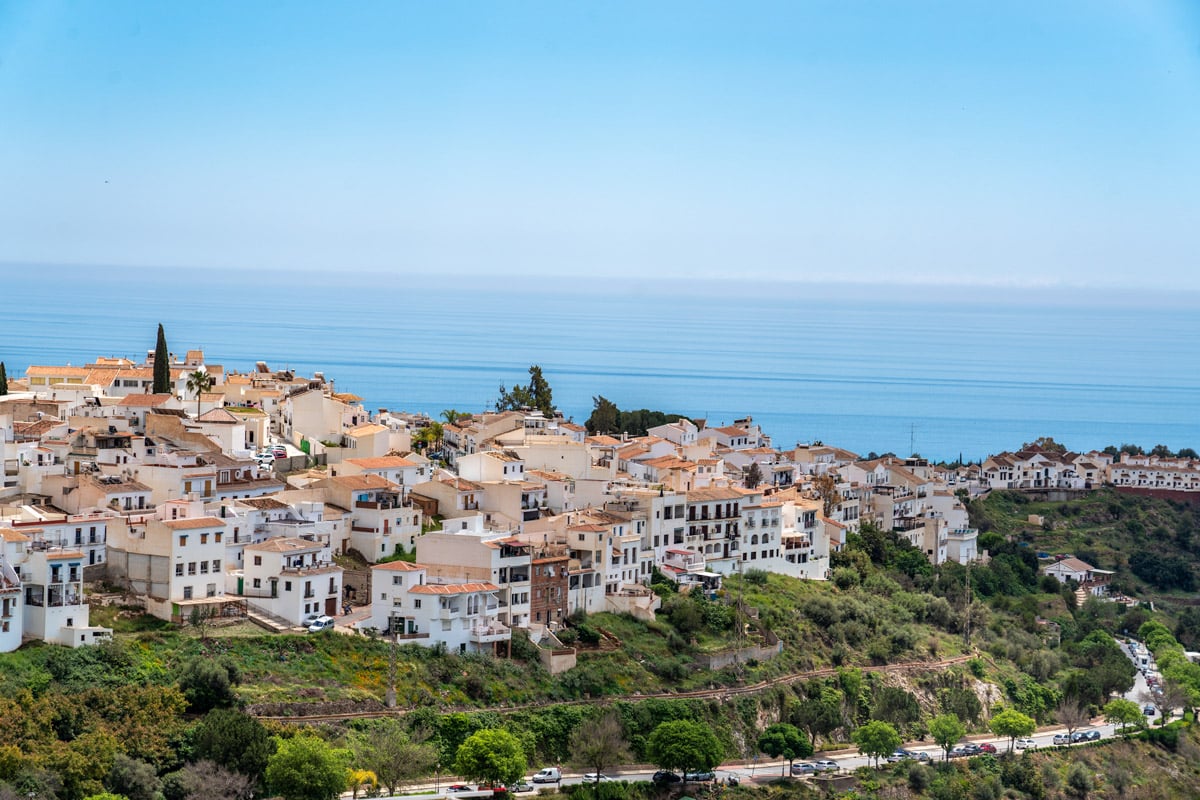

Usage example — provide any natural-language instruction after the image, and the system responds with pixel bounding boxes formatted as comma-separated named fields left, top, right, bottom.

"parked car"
left=532, top=768, right=561, bottom=784
left=306, top=615, right=335, bottom=632
left=1015, top=738, right=1037, bottom=750
left=583, top=774, right=613, bottom=783
left=301, top=612, right=322, bottom=627
left=1072, top=730, right=1101, bottom=742
left=1144, top=705, right=1157, bottom=716
left=948, top=746, right=971, bottom=759
left=960, top=744, right=982, bottom=755
left=1052, top=734, right=1071, bottom=746
left=651, top=771, right=681, bottom=784
left=447, top=785, right=474, bottom=793
left=791, top=762, right=818, bottom=775
left=272, top=447, right=288, bottom=459
left=813, top=760, right=839, bottom=772
left=506, top=782, right=534, bottom=793
left=885, top=750, right=912, bottom=763
left=684, top=771, right=715, bottom=782
left=977, top=743, right=997, bottom=754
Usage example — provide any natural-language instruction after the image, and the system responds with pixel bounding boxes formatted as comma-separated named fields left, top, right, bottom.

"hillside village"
left=2, top=347, right=1198, bottom=657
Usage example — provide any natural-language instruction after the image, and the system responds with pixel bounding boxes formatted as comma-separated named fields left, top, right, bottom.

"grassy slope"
left=972, top=488, right=1198, bottom=603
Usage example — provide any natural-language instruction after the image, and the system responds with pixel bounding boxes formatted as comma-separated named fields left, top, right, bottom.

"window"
left=200, top=562, right=208, bottom=574
left=175, top=563, right=183, bottom=577
left=284, top=581, right=292, bottom=592
left=200, top=533, right=208, bottom=544
left=215, top=532, right=222, bottom=543
left=253, top=556, right=262, bottom=566
left=206, top=584, right=216, bottom=597
left=187, top=562, right=197, bottom=575
left=212, top=559, right=221, bottom=571
left=183, top=586, right=193, bottom=599
left=393, top=576, right=404, bottom=586
left=252, top=578, right=261, bottom=588
left=178, top=535, right=187, bottom=547
left=414, top=599, right=421, bottom=609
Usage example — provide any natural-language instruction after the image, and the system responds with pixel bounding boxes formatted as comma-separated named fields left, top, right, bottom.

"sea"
left=2, top=264, right=1198, bottom=463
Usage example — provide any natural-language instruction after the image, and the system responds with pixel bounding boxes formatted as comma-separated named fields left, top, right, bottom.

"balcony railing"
left=469, top=622, right=511, bottom=643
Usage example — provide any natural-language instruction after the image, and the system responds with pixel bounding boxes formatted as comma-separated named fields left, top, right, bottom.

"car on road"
left=885, top=749, right=930, bottom=763
left=1015, top=738, right=1037, bottom=750
left=813, top=760, right=839, bottom=772
left=1052, top=734, right=1071, bottom=746
left=1144, top=705, right=1157, bottom=716
left=532, top=768, right=561, bottom=784
left=684, top=771, right=715, bottom=782
left=306, top=615, right=335, bottom=632
left=651, top=771, right=681, bottom=784
left=447, top=785, right=474, bottom=793
left=948, top=746, right=971, bottom=759
left=505, top=782, right=534, bottom=793
left=791, top=762, right=818, bottom=775
left=977, top=743, right=997, bottom=754
left=1071, top=730, right=1100, bottom=743
left=583, top=774, right=614, bottom=783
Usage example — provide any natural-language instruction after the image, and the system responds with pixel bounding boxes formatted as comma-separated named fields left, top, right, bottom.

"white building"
left=360, top=561, right=509, bottom=655
left=237, top=537, right=342, bottom=624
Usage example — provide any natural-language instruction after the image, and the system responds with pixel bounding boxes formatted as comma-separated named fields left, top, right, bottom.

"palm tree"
left=186, top=369, right=213, bottom=416
left=441, top=409, right=468, bottom=425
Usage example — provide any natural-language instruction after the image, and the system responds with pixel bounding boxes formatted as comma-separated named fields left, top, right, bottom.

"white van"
left=532, top=768, right=561, bottom=784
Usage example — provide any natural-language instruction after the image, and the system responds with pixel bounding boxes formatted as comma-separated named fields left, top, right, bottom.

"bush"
left=743, top=569, right=768, bottom=586
left=832, top=567, right=860, bottom=589
left=178, top=656, right=240, bottom=713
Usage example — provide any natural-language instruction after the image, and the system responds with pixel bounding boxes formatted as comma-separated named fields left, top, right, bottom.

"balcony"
left=469, top=622, right=511, bottom=643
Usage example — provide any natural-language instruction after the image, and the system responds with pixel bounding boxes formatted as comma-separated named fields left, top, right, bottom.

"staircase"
left=1074, top=586, right=1089, bottom=608
left=245, top=602, right=298, bottom=633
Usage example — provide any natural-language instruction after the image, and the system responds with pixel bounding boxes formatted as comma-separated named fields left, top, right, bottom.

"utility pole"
left=386, top=622, right=398, bottom=708
left=963, top=559, right=972, bottom=649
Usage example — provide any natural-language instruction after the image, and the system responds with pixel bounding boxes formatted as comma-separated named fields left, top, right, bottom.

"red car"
left=978, top=743, right=997, bottom=754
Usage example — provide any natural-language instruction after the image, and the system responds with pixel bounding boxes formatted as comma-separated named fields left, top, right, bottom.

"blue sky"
left=1, top=1, right=1198, bottom=289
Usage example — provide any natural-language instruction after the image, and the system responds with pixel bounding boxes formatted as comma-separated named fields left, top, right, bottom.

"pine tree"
left=0, top=361, right=8, bottom=395
left=153, top=324, right=171, bottom=394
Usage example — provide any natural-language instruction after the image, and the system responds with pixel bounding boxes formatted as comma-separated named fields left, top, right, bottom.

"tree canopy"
left=352, top=719, right=436, bottom=796
left=988, top=708, right=1035, bottom=753
left=496, top=365, right=554, bottom=418
left=645, top=720, right=723, bottom=777
left=191, top=709, right=275, bottom=783
left=453, top=729, right=527, bottom=788
left=569, top=712, right=631, bottom=794
left=1102, top=698, right=1143, bottom=737
left=928, top=713, right=965, bottom=761
left=756, top=723, right=811, bottom=775
left=153, top=324, right=171, bottom=394
left=584, top=395, right=687, bottom=437
left=851, top=720, right=900, bottom=767
left=265, top=735, right=350, bottom=800
left=177, top=657, right=240, bottom=713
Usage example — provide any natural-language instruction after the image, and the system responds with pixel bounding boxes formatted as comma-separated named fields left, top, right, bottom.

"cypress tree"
left=0, top=361, right=8, bottom=395
left=153, top=324, right=171, bottom=394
